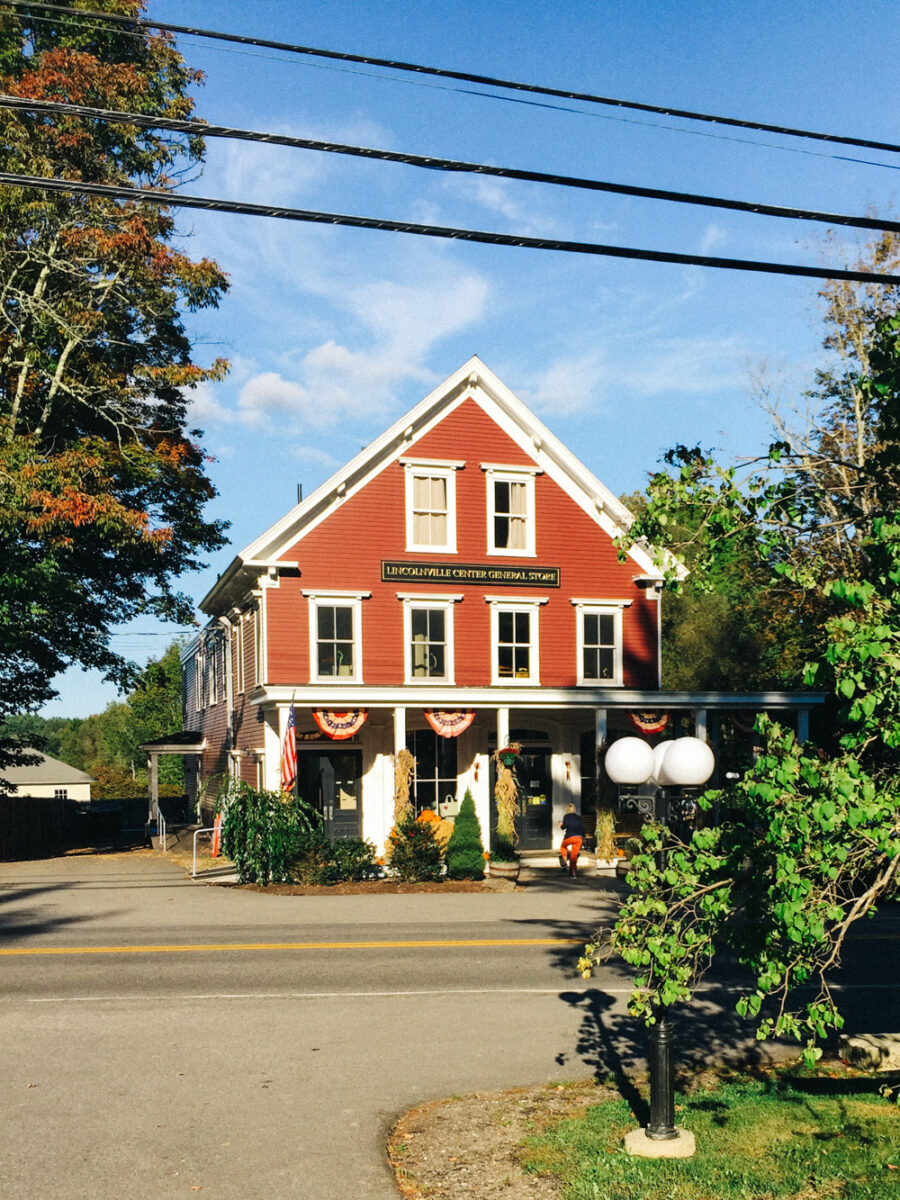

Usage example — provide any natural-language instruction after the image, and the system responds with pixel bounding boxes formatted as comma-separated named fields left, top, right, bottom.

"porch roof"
left=249, top=685, right=825, bottom=710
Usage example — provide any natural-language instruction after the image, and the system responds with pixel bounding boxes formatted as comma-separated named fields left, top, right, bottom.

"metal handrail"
left=157, top=809, right=167, bottom=852
left=191, top=825, right=218, bottom=878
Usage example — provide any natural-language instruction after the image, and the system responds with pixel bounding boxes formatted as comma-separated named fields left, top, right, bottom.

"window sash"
left=577, top=607, right=623, bottom=685
left=496, top=608, right=533, bottom=679
left=407, top=469, right=454, bottom=551
left=410, top=607, right=447, bottom=678
left=487, top=472, right=535, bottom=555
left=316, top=604, right=356, bottom=677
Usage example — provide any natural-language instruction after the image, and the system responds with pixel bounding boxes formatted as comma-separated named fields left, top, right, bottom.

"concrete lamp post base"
left=624, top=1128, right=696, bottom=1158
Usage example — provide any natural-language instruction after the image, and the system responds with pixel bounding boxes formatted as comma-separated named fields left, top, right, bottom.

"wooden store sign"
left=382, top=561, right=560, bottom=587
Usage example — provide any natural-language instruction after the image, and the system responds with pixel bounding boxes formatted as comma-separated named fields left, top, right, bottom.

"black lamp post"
left=604, top=734, right=715, bottom=1156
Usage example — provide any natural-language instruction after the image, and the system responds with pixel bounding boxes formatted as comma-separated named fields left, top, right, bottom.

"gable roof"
left=3, top=750, right=95, bottom=786
left=201, top=356, right=676, bottom=615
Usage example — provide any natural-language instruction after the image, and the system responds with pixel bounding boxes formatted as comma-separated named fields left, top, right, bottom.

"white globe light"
left=604, top=737, right=655, bottom=785
left=651, top=741, right=672, bottom=785
left=660, top=737, right=715, bottom=787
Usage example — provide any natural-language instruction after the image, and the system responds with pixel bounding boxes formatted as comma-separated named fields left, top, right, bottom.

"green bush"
left=491, top=836, right=520, bottom=862
left=388, top=814, right=444, bottom=882
left=290, top=825, right=334, bottom=884
left=219, top=781, right=320, bottom=885
left=444, top=791, right=486, bottom=880
left=330, top=836, right=381, bottom=882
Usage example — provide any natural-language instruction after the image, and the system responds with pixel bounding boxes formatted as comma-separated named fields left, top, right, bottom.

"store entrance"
left=516, top=749, right=552, bottom=849
left=298, top=749, right=362, bottom=841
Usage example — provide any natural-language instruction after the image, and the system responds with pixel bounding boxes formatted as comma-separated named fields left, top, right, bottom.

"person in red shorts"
left=559, top=803, right=585, bottom=877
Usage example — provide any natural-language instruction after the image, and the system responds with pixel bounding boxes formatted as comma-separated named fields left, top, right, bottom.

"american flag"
left=281, top=702, right=297, bottom=792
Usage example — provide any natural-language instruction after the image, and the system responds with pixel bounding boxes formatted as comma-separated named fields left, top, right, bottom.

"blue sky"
left=42, top=0, right=899, bottom=716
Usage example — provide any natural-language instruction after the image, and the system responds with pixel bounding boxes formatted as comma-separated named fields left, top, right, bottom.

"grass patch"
left=522, top=1067, right=899, bottom=1200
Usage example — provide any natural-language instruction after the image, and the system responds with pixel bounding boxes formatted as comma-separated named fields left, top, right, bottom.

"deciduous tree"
left=0, top=1, right=228, bottom=781
left=582, top=300, right=900, bottom=1066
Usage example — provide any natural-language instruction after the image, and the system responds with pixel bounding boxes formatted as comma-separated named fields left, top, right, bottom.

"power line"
left=2, top=170, right=898, bottom=285
left=5, top=0, right=899, bottom=159
left=5, top=95, right=898, bottom=236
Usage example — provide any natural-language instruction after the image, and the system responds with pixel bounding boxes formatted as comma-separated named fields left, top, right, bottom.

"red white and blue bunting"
left=424, top=709, right=476, bottom=739
left=312, top=709, right=368, bottom=740
left=627, top=710, right=670, bottom=734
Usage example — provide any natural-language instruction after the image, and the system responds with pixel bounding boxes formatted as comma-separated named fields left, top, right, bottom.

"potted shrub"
left=594, top=808, right=618, bottom=876
left=489, top=836, right=520, bottom=881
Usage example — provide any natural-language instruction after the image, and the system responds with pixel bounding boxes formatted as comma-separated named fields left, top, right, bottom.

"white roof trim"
left=201, top=356, right=682, bottom=613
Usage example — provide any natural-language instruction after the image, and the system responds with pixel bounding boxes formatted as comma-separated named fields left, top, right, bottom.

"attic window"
left=481, top=465, right=538, bottom=557
left=402, top=460, right=461, bottom=554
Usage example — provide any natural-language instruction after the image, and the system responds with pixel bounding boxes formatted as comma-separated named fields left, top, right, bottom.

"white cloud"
left=519, top=351, right=609, bottom=417
left=344, top=271, right=491, bottom=359
left=699, top=224, right=729, bottom=255
left=238, top=371, right=314, bottom=426
left=185, top=379, right=237, bottom=428
left=618, top=335, right=745, bottom=395
left=512, top=333, right=746, bottom=420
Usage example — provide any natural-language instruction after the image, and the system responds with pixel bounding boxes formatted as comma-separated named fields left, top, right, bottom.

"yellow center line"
left=0, top=937, right=583, bottom=957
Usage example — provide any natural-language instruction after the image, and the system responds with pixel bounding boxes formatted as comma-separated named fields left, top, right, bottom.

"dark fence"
left=0, top=794, right=191, bottom=860
left=0, top=794, right=74, bottom=860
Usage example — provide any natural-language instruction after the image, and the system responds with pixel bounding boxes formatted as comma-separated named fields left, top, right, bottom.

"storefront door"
left=298, top=750, right=362, bottom=841
left=517, top=750, right=552, bottom=849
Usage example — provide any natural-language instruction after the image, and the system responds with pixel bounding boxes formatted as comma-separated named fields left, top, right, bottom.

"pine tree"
left=444, top=791, right=486, bottom=880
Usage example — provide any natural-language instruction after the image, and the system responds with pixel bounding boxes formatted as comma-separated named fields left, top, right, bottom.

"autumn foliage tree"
left=0, top=1, right=229, bottom=778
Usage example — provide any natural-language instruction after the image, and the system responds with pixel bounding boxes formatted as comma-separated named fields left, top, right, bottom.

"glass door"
left=298, top=750, right=362, bottom=840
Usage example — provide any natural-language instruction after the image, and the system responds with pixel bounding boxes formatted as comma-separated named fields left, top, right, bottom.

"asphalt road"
left=1, top=852, right=897, bottom=1199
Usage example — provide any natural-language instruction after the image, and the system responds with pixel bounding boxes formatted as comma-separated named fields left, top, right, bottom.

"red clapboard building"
left=181, top=357, right=814, bottom=852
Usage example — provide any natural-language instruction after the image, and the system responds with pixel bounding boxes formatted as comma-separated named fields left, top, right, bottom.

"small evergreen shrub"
left=444, top=791, right=486, bottom=880
left=331, top=836, right=381, bottom=882
left=388, top=813, right=444, bottom=882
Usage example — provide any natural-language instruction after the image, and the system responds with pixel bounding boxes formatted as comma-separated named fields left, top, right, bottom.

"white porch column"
left=797, top=708, right=810, bottom=743
left=693, top=708, right=708, bottom=743
left=496, top=706, right=510, bottom=752
left=393, top=707, right=406, bottom=756
left=147, top=754, right=159, bottom=827
left=594, top=708, right=607, bottom=754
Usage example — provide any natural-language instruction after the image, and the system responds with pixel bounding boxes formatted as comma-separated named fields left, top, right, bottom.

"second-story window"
left=571, top=599, right=630, bottom=686
left=402, top=459, right=463, bottom=553
left=399, top=593, right=461, bottom=683
left=317, top=605, right=355, bottom=677
left=487, top=597, right=546, bottom=684
left=305, top=591, right=369, bottom=683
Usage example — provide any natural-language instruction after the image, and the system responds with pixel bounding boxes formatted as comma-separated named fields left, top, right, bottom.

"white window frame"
left=486, top=596, right=547, bottom=685
left=207, top=636, right=219, bottom=706
left=194, top=647, right=204, bottom=712
left=398, top=593, right=462, bottom=685
left=402, top=458, right=464, bottom=554
left=304, top=590, right=370, bottom=684
left=481, top=464, right=539, bottom=557
left=233, top=617, right=245, bottom=695
left=571, top=598, right=631, bottom=687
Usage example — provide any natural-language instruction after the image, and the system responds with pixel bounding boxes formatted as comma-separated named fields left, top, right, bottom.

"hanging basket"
left=312, top=709, right=368, bottom=740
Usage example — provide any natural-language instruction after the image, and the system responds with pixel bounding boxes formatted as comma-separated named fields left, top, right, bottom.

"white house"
left=3, top=751, right=95, bottom=802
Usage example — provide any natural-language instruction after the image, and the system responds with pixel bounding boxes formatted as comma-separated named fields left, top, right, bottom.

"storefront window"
left=407, top=729, right=457, bottom=815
